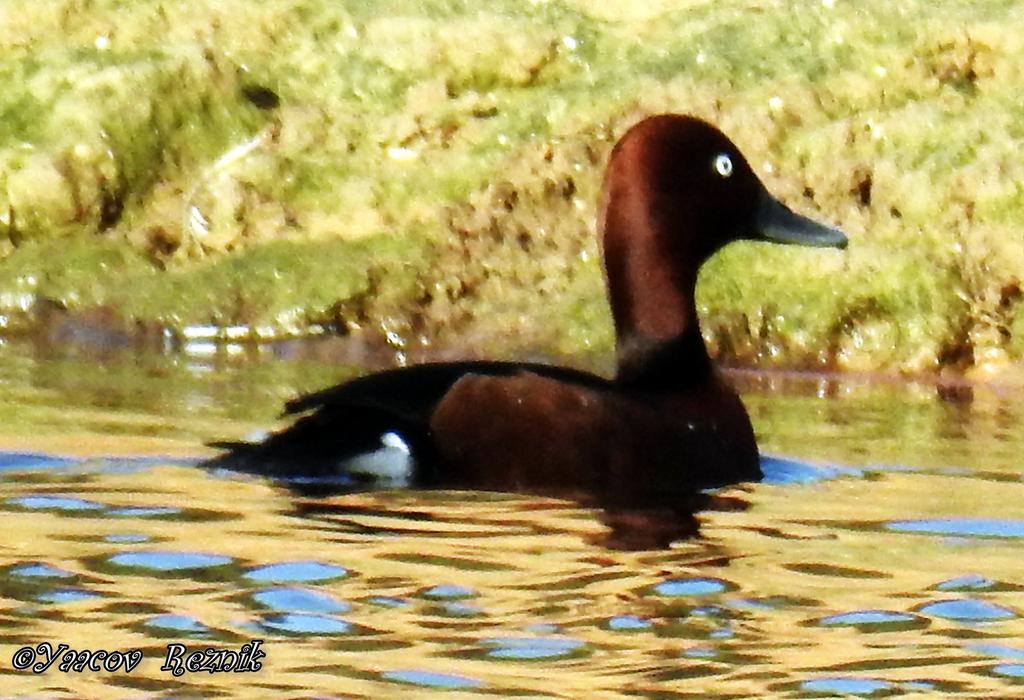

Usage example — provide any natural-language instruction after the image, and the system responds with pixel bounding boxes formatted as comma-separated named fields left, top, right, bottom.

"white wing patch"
left=341, top=431, right=414, bottom=486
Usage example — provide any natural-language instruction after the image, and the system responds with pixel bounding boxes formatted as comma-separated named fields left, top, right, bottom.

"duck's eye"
left=713, top=153, right=733, bottom=177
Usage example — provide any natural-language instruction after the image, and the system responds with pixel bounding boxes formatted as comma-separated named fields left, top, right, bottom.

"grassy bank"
left=1, top=0, right=1022, bottom=375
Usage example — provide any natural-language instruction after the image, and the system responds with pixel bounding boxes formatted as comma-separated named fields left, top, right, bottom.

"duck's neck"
left=601, top=206, right=710, bottom=387
left=614, top=328, right=712, bottom=388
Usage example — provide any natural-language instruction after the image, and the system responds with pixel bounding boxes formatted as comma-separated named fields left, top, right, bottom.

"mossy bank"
left=2, top=0, right=1023, bottom=375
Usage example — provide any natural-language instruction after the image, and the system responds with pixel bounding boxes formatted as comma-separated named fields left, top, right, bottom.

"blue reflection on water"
left=260, top=613, right=353, bottom=635
left=801, top=677, right=892, bottom=695
left=90, top=456, right=197, bottom=473
left=421, top=584, right=476, bottom=600
left=0, top=452, right=192, bottom=475
left=104, top=533, right=150, bottom=544
left=109, top=551, right=233, bottom=571
left=967, top=643, right=1024, bottom=660
left=146, top=614, right=208, bottom=633
left=653, top=577, right=728, bottom=597
left=11, top=563, right=74, bottom=578
left=8, top=495, right=104, bottom=511
left=37, top=589, right=99, bottom=604
left=108, top=506, right=181, bottom=518
left=0, top=452, right=78, bottom=472
left=441, top=602, right=483, bottom=617
left=936, top=574, right=996, bottom=591
left=760, top=456, right=863, bottom=485
left=608, top=615, right=652, bottom=631
left=483, top=637, right=584, bottom=660
left=918, top=599, right=1017, bottom=622
left=817, top=610, right=918, bottom=626
left=244, top=561, right=347, bottom=583
left=887, top=519, right=1024, bottom=539
left=383, top=669, right=484, bottom=689
left=252, top=587, right=350, bottom=614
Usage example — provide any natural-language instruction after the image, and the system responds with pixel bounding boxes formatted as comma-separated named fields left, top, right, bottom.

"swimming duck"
left=208, top=114, right=847, bottom=506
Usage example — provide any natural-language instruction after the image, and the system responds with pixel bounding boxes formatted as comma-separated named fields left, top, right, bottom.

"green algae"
left=1, top=0, right=1024, bottom=373
left=0, top=235, right=428, bottom=337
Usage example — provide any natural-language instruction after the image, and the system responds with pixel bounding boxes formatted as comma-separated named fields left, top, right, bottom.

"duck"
left=206, top=114, right=847, bottom=507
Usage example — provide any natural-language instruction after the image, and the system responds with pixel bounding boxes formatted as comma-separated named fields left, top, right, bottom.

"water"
left=1, top=340, right=1023, bottom=697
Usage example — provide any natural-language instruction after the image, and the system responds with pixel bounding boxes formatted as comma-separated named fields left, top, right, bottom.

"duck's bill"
left=754, top=190, right=848, bottom=249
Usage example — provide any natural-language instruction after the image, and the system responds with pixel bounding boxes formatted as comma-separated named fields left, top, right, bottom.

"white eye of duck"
left=713, top=153, right=733, bottom=177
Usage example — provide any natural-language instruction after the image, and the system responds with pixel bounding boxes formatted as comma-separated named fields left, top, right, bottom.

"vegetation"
left=1, top=0, right=1022, bottom=375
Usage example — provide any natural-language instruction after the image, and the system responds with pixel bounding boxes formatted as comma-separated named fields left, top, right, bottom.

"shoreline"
left=2, top=1, right=1022, bottom=374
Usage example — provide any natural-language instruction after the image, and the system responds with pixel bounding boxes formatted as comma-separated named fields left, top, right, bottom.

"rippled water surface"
left=1, top=341, right=1023, bottom=698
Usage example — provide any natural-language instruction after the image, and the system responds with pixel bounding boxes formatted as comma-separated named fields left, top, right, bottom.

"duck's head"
left=600, top=114, right=847, bottom=349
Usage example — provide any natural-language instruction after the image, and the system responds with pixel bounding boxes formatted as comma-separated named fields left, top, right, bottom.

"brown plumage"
left=206, top=114, right=847, bottom=507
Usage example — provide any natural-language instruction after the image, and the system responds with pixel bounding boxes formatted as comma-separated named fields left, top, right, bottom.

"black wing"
left=205, top=360, right=611, bottom=481
left=283, top=360, right=610, bottom=419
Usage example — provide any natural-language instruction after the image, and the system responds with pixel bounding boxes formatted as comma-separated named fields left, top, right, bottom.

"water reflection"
left=1, top=345, right=1024, bottom=696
